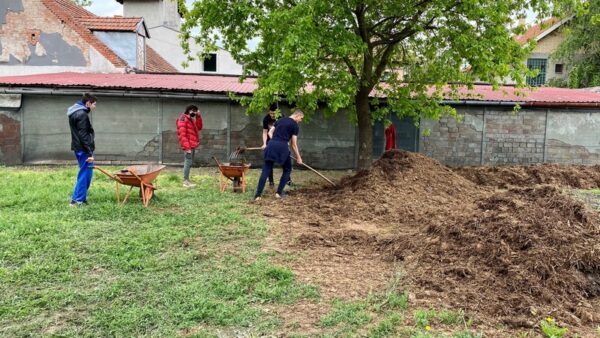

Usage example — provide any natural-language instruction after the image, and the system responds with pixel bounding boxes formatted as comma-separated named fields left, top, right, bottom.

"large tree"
left=181, top=0, right=572, bottom=169
left=553, top=0, right=600, bottom=88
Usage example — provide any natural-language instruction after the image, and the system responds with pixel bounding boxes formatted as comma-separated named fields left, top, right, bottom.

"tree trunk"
left=355, top=90, right=373, bottom=170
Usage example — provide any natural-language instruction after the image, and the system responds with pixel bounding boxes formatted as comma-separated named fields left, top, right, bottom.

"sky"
left=87, top=0, right=195, bottom=16
left=87, top=1, right=121, bottom=16
left=88, top=1, right=537, bottom=23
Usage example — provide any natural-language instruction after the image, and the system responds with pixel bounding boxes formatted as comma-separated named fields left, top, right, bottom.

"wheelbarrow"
left=94, top=164, right=166, bottom=207
left=213, top=157, right=251, bottom=193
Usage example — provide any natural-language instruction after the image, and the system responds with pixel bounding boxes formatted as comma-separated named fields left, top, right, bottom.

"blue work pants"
left=255, top=156, right=292, bottom=198
left=71, top=151, right=94, bottom=203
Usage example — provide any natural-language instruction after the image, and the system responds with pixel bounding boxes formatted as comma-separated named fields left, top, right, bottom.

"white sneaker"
left=183, top=180, right=196, bottom=188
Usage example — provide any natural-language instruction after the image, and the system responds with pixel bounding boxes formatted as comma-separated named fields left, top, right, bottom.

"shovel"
left=291, top=155, right=336, bottom=187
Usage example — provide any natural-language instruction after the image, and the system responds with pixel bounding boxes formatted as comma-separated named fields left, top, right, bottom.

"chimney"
left=122, top=0, right=181, bottom=30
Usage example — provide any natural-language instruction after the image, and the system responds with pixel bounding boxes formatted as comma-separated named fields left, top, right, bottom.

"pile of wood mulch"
left=454, top=163, right=600, bottom=189
left=264, top=150, right=600, bottom=335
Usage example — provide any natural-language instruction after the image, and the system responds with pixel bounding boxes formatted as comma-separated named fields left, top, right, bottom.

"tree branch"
left=343, top=56, right=359, bottom=78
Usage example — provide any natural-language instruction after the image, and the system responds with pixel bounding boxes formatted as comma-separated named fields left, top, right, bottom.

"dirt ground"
left=257, top=150, right=600, bottom=336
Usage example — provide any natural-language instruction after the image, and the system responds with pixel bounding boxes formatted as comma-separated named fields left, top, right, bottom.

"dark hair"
left=269, top=102, right=278, bottom=111
left=82, top=93, right=97, bottom=104
left=185, top=105, right=199, bottom=114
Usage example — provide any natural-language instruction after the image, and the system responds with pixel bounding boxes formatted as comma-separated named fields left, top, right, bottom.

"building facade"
left=1, top=73, right=600, bottom=168
left=0, top=0, right=177, bottom=76
left=516, top=17, right=570, bottom=87
left=118, top=0, right=244, bottom=75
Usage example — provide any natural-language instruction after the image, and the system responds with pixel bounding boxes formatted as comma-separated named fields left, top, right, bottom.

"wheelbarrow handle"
left=290, top=156, right=336, bottom=187
left=93, top=165, right=123, bottom=183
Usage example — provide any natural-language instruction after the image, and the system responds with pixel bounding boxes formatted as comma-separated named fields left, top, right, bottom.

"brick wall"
left=1, top=0, right=91, bottom=66
left=0, top=111, right=22, bottom=165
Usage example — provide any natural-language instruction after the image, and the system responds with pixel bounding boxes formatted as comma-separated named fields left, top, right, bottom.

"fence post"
left=158, top=99, right=163, bottom=164
left=480, top=107, right=486, bottom=165
left=543, top=108, right=549, bottom=163
left=226, top=102, right=231, bottom=158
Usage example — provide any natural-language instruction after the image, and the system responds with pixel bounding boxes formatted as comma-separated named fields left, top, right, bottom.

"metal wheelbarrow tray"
left=94, top=164, right=166, bottom=207
left=213, top=157, right=251, bottom=193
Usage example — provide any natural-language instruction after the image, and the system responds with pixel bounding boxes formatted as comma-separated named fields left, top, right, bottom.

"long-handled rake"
left=291, top=156, right=336, bottom=187
left=230, top=146, right=336, bottom=187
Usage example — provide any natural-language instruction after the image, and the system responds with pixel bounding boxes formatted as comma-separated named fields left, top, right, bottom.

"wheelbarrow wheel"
left=137, top=186, right=156, bottom=198
left=233, top=177, right=242, bottom=193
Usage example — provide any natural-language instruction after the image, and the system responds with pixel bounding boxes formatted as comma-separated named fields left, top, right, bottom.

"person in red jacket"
left=176, top=105, right=203, bottom=187
left=384, top=119, right=396, bottom=151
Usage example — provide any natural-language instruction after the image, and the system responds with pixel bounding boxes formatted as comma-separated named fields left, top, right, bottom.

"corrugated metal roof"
left=0, top=72, right=256, bottom=94
left=446, top=85, right=600, bottom=105
left=1, top=72, right=600, bottom=106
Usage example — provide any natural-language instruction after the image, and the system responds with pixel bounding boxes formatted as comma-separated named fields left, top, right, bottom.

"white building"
left=118, top=0, right=244, bottom=75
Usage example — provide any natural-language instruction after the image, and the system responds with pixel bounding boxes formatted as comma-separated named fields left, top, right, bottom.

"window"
left=203, top=53, right=217, bottom=72
left=554, top=63, right=564, bottom=74
left=526, top=58, right=547, bottom=86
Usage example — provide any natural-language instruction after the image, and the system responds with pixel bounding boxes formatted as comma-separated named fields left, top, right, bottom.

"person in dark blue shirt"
left=254, top=109, right=304, bottom=200
left=261, top=103, right=278, bottom=188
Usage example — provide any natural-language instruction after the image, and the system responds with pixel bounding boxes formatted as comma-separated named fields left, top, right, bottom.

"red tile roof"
left=515, top=17, right=560, bottom=45
left=79, top=17, right=144, bottom=32
left=1, top=72, right=600, bottom=107
left=40, top=0, right=176, bottom=73
left=47, top=0, right=95, bottom=18
left=41, top=0, right=128, bottom=67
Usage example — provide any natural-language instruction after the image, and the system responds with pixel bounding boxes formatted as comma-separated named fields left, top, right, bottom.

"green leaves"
left=553, top=0, right=600, bottom=88
left=70, top=0, right=92, bottom=7
left=182, top=0, right=575, bottom=168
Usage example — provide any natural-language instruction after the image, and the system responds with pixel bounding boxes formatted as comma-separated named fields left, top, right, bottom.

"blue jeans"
left=255, top=156, right=292, bottom=198
left=71, top=151, right=94, bottom=203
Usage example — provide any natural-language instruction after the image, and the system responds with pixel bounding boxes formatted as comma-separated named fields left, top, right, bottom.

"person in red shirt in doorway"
left=384, top=119, right=396, bottom=151
left=176, top=105, right=203, bottom=187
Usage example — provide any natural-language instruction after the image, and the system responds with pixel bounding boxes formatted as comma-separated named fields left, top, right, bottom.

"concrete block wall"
left=483, top=108, right=546, bottom=165
left=419, top=107, right=483, bottom=166
left=8, top=93, right=600, bottom=168
left=11, top=94, right=358, bottom=169
left=545, top=110, right=600, bottom=164
left=420, top=106, right=600, bottom=166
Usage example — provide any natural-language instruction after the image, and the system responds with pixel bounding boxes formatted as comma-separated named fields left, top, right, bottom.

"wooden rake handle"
left=290, top=156, right=336, bottom=187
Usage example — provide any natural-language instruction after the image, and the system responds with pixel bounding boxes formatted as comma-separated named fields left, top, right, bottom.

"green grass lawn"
left=0, top=165, right=492, bottom=337
left=0, top=166, right=318, bottom=337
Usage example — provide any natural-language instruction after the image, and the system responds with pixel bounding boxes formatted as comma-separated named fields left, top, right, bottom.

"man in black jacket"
left=67, top=93, right=97, bottom=206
